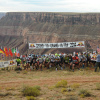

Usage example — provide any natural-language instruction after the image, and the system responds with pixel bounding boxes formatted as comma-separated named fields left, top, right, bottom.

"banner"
left=29, top=41, right=85, bottom=49
left=0, top=59, right=16, bottom=68
left=0, top=61, right=9, bottom=68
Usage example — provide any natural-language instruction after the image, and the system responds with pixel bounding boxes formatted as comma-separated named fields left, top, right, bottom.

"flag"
left=12, top=48, right=16, bottom=53
left=16, top=48, right=20, bottom=57
left=9, top=48, right=13, bottom=57
left=0, top=49, right=5, bottom=54
left=12, top=48, right=14, bottom=53
left=4, top=47, right=9, bottom=56
left=12, top=48, right=17, bottom=56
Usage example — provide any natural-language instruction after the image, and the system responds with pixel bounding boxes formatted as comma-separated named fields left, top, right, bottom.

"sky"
left=0, top=0, right=100, bottom=12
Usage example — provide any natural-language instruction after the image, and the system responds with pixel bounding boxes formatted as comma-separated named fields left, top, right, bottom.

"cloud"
left=0, top=0, right=100, bottom=12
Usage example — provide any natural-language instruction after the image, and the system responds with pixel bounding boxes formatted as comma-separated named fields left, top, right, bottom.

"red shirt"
left=72, top=56, right=79, bottom=64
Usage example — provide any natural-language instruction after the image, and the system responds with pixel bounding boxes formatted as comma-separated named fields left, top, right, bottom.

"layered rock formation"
left=0, top=12, right=100, bottom=54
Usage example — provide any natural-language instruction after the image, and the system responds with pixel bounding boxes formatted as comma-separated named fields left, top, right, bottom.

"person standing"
left=16, top=57, right=21, bottom=66
left=95, top=52, right=100, bottom=72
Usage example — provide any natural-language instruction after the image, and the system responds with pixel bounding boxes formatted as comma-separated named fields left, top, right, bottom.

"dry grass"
left=0, top=69, right=100, bottom=100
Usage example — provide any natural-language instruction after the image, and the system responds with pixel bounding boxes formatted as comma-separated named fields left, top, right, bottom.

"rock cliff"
left=0, top=12, right=100, bottom=54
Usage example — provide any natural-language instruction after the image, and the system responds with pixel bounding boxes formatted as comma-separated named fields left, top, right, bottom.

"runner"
left=22, top=58, right=26, bottom=70
left=45, top=56, right=50, bottom=69
left=50, top=55, right=55, bottom=68
left=64, top=54, right=69, bottom=69
left=30, top=55, right=37, bottom=70
left=79, top=53, right=87, bottom=69
left=25, top=54, right=31, bottom=70
left=69, top=55, right=73, bottom=70
left=16, top=57, right=21, bottom=66
left=36, top=55, right=44, bottom=71
left=55, top=55, right=61, bottom=71
left=72, top=54, right=79, bottom=72
left=59, top=54, right=64, bottom=70
left=94, top=52, right=100, bottom=72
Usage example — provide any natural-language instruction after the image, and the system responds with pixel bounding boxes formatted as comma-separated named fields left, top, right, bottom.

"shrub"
left=26, top=96, right=36, bottom=100
left=61, top=88, right=67, bottom=93
left=96, top=83, right=100, bottom=90
left=71, top=83, right=80, bottom=89
left=55, top=80, right=67, bottom=88
left=48, top=86, right=55, bottom=90
left=33, top=86, right=41, bottom=90
left=5, top=87, right=15, bottom=91
left=23, top=70, right=28, bottom=74
left=22, top=85, right=41, bottom=97
left=78, top=89, right=91, bottom=98
left=0, top=92, right=12, bottom=96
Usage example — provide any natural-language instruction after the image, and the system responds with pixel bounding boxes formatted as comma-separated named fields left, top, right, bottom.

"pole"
left=27, top=36, right=29, bottom=54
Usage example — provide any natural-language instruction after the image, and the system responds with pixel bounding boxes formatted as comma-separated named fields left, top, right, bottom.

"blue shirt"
left=96, top=54, right=100, bottom=62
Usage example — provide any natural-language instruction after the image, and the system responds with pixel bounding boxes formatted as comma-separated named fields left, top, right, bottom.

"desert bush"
left=23, top=70, right=28, bottom=74
left=5, top=87, right=15, bottom=91
left=0, top=92, right=12, bottom=96
left=26, top=96, right=36, bottom=100
left=71, top=83, right=80, bottom=89
left=33, top=86, right=41, bottom=90
left=22, top=85, right=41, bottom=97
left=55, top=80, right=67, bottom=88
left=95, top=83, right=100, bottom=90
left=48, top=86, right=55, bottom=90
left=61, top=88, right=67, bottom=93
left=78, top=89, right=91, bottom=98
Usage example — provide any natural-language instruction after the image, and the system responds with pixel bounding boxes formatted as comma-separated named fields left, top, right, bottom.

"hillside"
left=0, top=12, right=100, bottom=54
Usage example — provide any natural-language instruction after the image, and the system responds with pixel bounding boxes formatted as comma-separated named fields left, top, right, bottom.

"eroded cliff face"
left=0, top=12, right=100, bottom=54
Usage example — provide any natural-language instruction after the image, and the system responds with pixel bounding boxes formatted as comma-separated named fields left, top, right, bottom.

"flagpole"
left=27, top=36, right=29, bottom=55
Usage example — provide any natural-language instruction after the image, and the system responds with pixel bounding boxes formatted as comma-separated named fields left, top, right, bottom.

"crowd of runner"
left=16, top=52, right=98, bottom=72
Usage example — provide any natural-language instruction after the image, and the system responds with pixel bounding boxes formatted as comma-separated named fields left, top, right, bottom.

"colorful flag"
left=4, top=47, right=9, bottom=56
left=12, top=48, right=17, bottom=56
left=12, top=48, right=14, bottom=53
left=16, top=48, right=20, bottom=57
left=9, top=48, right=13, bottom=57
left=0, top=49, right=5, bottom=54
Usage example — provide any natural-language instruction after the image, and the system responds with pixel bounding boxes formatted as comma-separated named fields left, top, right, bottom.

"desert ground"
left=0, top=66, right=100, bottom=100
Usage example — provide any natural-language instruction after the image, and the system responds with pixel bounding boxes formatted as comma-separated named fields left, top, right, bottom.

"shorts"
left=64, top=61, right=68, bottom=64
left=39, top=62, right=43, bottom=64
left=74, top=63, right=79, bottom=65
left=45, top=62, right=49, bottom=64
left=50, top=61, right=55, bottom=63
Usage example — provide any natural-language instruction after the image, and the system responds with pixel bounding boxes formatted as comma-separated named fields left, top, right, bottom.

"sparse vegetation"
left=61, top=88, right=67, bottom=93
left=26, top=96, right=36, bottom=100
left=71, top=83, right=80, bottom=89
left=0, top=69, right=100, bottom=100
left=95, top=83, right=100, bottom=90
left=0, top=92, right=12, bottom=97
left=55, top=80, right=67, bottom=88
left=78, top=89, right=91, bottom=98
left=5, top=87, right=15, bottom=91
left=23, top=70, right=28, bottom=74
left=22, top=85, right=41, bottom=97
